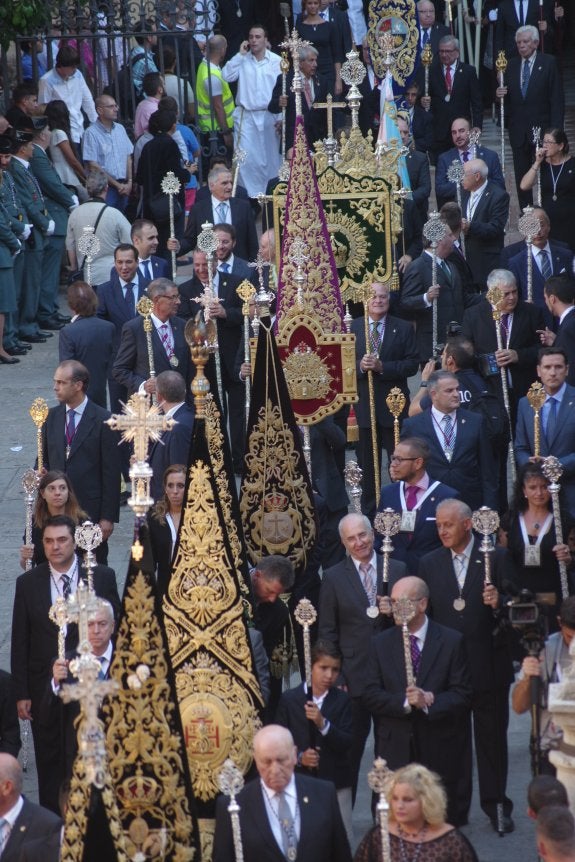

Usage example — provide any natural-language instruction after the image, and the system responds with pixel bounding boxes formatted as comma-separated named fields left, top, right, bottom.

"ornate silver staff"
left=29, top=397, right=48, bottom=472
left=218, top=759, right=245, bottom=862
left=532, top=127, right=542, bottom=206
left=279, top=51, right=291, bottom=180
left=21, top=469, right=39, bottom=571
left=447, top=160, right=466, bottom=255
left=423, top=212, right=449, bottom=356
left=236, top=279, right=256, bottom=429
left=231, top=143, right=246, bottom=197
left=197, top=222, right=225, bottom=410
left=421, top=43, right=433, bottom=107
left=289, top=237, right=308, bottom=308
left=75, top=520, right=103, bottom=593
left=136, top=295, right=157, bottom=405
left=295, top=598, right=319, bottom=754
left=496, top=51, right=507, bottom=173
left=542, top=456, right=570, bottom=600
left=527, top=381, right=547, bottom=457
left=77, top=225, right=101, bottom=287
left=48, top=596, right=68, bottom=662
left=344, top=461, right=363, bottom=514
left=160, top=171, right=181, bottom=279
left=468, top=127, right=481, bottom=160
left=281, top=29, right=312, bottom=122
left=518, top=207, right=541, bottom=304
left=341, top=48, right=366, bottom=132
left=472, top=506, right=500, bottom=585
left=486, top=284, right=516, bottom=483
left=392, top=597, right=417, bottom=706
left=374, top=508, right=402, bottom=586
left=367, top=758, right=393, bottom=862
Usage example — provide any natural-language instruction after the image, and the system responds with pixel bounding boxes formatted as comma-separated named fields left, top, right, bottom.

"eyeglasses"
left=542, top=139, right=558, bottom=146
left=159, top=293, right=180, bottom=302
left=390, top=455, right=419, bottom=463
left=100, top=103, right=118, bottom=109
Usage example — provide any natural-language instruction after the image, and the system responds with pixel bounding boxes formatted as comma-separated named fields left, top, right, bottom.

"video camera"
left=507, top=588, right=549, bottom=656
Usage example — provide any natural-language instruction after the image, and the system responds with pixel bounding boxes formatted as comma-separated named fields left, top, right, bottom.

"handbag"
left=149, top=191, right=182, bottom=224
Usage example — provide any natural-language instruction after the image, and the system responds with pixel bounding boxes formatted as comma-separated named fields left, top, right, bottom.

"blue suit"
left=435, top=146, right=505, bottom=209
left=375, top=479, right=460, bottom=570
left=149, top=403, right=194, bottom=500
left=58, top=316, right=116, bottom=408
left=515, top=384, right=575, bottom=517
left=508, top=243, right=574, bottom=324
left=137, top=255, right=169, bottom=281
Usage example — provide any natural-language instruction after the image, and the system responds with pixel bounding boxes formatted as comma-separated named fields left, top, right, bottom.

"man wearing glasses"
left=112, top=277, right=192, bottom=399
left=82, top=96, right=134, bottom=213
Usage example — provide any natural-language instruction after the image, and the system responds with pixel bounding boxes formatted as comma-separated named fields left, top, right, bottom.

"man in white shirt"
left=0, top=754, right=61, bottom=862
left=222, top=26, right=282, bottom=199
left=212, top=725, right=352, bottom=862
left=38, top=46, right=97, bottom=148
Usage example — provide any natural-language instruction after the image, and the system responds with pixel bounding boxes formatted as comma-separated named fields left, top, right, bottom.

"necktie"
left=519, top=0, right=525, bottom=25
left=304, top=77, right=313, bottom=108
left=405, top=484, right=419, bottom=511
left=439, top=259, right=452, bottom=283
left=61, top=574, right=72, bottom=599
left=546, top=396, right=558, bottom=442
left=359, top=562, right=377, bottom=605
left=159, top=323, right=174, bottom=359
left=453, top=554, right=466, bottom=588
left=442, top=414, right=455, bottom=453
left=500, top=312, right=510, bottom=346
left=97, top=655, right=107, bottom=680
left=422, top=29, right=430, bottom=47
left=216, top=201, right=228, bottom=224
left=521, top=59, right=531, bottom=97
left=370, top=320, right=382, bottom=352
left=0, top=818, right=10, bottom=855
left=445, top=65, right=452, bottom=93
left=220, top=261, right=230, bottom=273
left=140, top=260, right=152, bottom=281
left=65, top=409, right=76, bottom=450
left=462, top=150, right=470, bottom=162
left=409, top=634, right=421, bottom=677
left=540, top=249, right=552, bottom=279
left=276, top=792, right=297, bottom=859
left=124, top=282, right=135, bottom=316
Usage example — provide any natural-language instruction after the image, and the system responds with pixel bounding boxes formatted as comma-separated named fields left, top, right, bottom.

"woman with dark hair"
left=147, top=465, right=186, bottom=597
left=295, top=0, right=343, bottom=95
left=354, top=764, right=478, bottom=862
left=45, top=99, right=87, bottom=200
left=520, top=128, right=575, bottom=251
left=500, top=461, right=573, bottom=631
left=19, top=471, right=87, bottom=569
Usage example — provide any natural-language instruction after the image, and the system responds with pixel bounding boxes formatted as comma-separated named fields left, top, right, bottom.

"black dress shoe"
left=6, top=346, right=28, bottom=356
left=19, top=334, right=47, bottom=343
left=37, top=329, right=54, bottom=337
left=38, top=318, right=65, bottom=330
left=55, top=313, right=72, bottom=323
left=490, top=815, right=514, bottom=834
left=0, top=354, right=20, bottom=364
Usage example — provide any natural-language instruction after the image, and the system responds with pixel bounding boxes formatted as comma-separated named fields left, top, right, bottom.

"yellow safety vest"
left=196, top=60, right=235, bottom=132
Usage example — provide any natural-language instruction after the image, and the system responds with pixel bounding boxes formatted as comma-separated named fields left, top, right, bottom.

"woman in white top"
left=45, top=99, right=88, bottom=201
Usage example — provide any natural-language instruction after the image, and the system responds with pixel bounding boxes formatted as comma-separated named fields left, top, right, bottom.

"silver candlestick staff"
left=447, top=160, right=466, bottom=256
left=374, top=508, right=402, bottom=586
left=77, top=226, right=100, bottom=288
left=471, top=507, right=500, bottom=586
left=422, top=212, right=449, bottom=356
left=468, top=127, right=481, bottom=160
left=542, top=456, right=570, bottom=600
left=532, top=127, right=542, bottom=205
left=218, top=759, right=246, bottom=862
left=367, top=758, right=394, bottom=862
left=344, top=461, right=363, bottom=514
left=518, top=207, right=541, bottom=304
left=21, top=469, right=39, bottom=571
left=496, top=51, right=507, bottom=173
left=198, top=221, right=225, bottom=409
left=74, top=520, right=103, bottom=593
left=160, top=171, right=182, bottom=279
left=486, top=284, right=516, bottom=483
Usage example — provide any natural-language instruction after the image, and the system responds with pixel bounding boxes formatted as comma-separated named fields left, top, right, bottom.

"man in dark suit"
left=350, top=282, right=419, bottom=517
left=400, top=233, right=480, bottom=362
left=310, top=417, right=349, bottom=569
left=0, top=754, right=61, bottom=862
left=150, top=370, right=194, bottom=500
left=496, top=26, right=563, bottom=209
left=113, top=278, right=193, bottom=400
left=59, top=281, right=115, bottom=409
left=462, top=267, right=545, bottom=412
left=401, top=370, right=499, bottom=510
left=42, top=360, right=121, bottom=563
left=318, top=513, right=407, bottom=802
left=495, top=0, right=555, bottom=59
left=398, top=115, right=431, bottom=223
left=420, top=36, right=482, bottom=160
left=540, top=276, right=575, bottom=384
left=404, top=82, right=434, bottom=156
left=460, top=159, right=510, bottom=292
left=0, top=672, right=20, bottom=758
left=515, top=347, right=575, bottom=518
left=435, top=116, right=505, bottom=209
left=180, top=164, right=258, bottom=261
left=363, top=575, right=471, bottom=826
left=268, top=46, right=329, bottom=154
left=131, top=218, right=170, bottom=281
left=214, top=223, right=255, bottom=282
left=213, top=725, right=352, bottom=862
left=418, top=498, right=517, bottom=831
left=416, top=0, right=450, bottom=53
left=508, top=208, right=574, bottom=318
left=179, top=249, right=245, bottom=471
left=376, top=436, right=460, bottom=571
left=11, top=515, right=120, bottom=812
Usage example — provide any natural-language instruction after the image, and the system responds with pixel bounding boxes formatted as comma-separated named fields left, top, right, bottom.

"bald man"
left=0, top=753, right=61, bottom=862
left=213, top=725, right=351, bottom=862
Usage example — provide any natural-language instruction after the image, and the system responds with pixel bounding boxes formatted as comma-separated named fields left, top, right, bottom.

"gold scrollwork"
left=367, top=0, right=419, bottom=83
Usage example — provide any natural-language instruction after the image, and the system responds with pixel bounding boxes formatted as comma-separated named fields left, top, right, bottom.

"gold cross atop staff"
left=106, top=393, right=175, bottom=464
left=314, top=94, right=346, bottom=140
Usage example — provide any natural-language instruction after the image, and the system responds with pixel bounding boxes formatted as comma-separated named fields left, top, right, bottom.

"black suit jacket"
left=405, top=150, right=431, bottom=221
left=508, top=243, right=574, bottom=315
left=2, top=798, right=61, bottom=862
left=42, top=400, right=121, bottom=524
left=19, top=830, right=60, bottom=862
left=417, top=539, right=517, bottom=689
left=147, top=512, right=174, bottom=597
left=460, top=182, right=510, bottom=290
left=269, top=71, right=329, bottom=154
left=363, top=620, right=471, bottom=778
left=426, top=60, right=482, bottom=151
left=350, top=315, right=419, bottom=428
left=213, top=774, right=352, bottom=862
left=554, top=307, right=575, bottom=386
left=461, top=298, right=545, bottom=400
left=112, top=314, right=192, bottom=395
left=10, top=562, right=120, bottom=710
left=410, top=104, right=434, bottom=154
left=96, top=271, right=150, bottom=357
left=149, top=403, right=194, bottom=500
left=318, top=555, right=407, bottom=697
left=181, top=197, right=258, bottom=261
left=58, top=316, right=116, bottom=408
left=504, top=53, right=564, bottom=149
left=275, top=683, right=353, bottom=788
left=495, top=0, right=555, bottom=58
left=418, top=23, right=450, bottom=54
left=0, top=670, right=21, bottom=757
left=400, top=408, right=498, bottom=510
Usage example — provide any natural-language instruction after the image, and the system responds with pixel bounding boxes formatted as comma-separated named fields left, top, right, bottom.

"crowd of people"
left=0, top=0, right=575, bottom=859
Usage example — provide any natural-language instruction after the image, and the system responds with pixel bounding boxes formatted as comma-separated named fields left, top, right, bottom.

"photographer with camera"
left=512, top=596, right=575, bottom=775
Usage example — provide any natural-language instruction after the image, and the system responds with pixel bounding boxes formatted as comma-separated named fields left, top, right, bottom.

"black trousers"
left=512, top=140, right=535, bottom=211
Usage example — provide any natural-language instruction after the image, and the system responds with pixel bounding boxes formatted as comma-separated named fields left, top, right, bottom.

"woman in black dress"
left=147, top=464, right=186, bottom=597
left=520, top=128, right=575, bottom=251
left=500, top=461, right=573, bottom=632
left=296, top=0, right=343, bottom=95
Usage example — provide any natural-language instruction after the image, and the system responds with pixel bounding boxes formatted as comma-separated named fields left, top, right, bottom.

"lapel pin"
left=303, top=796, right=309, bottom=803
left=461, top=418, right=466, bottom=423
left=475, top=559, right=481, bottom=565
